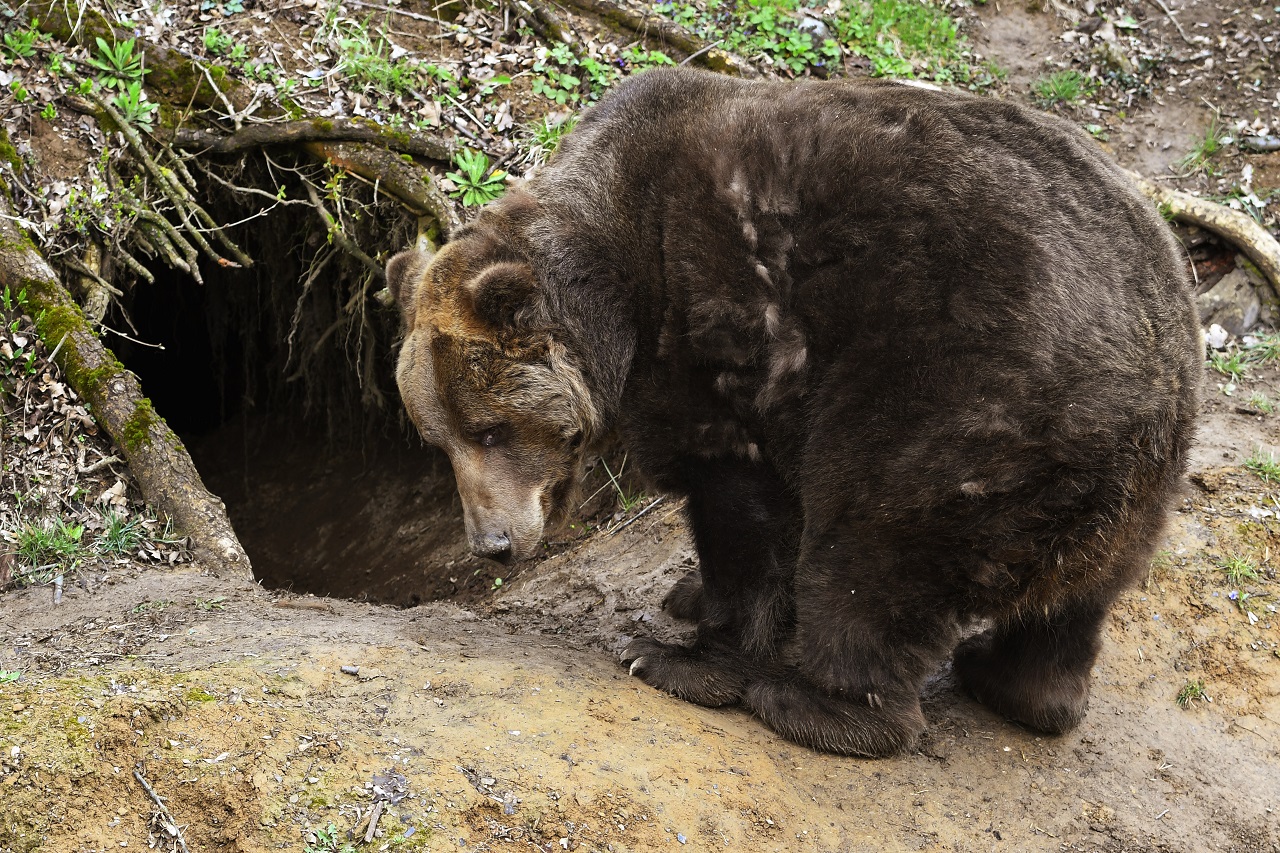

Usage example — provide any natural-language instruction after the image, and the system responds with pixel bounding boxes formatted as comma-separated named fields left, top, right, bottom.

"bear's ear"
left=386, top=248, right=434, bottom=325
left=462, top=261, right=538, bottom=332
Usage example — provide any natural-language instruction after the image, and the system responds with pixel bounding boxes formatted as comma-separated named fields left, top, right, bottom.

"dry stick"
left=1128, top=170, right=1280, bottom=295
left=302, top=181, right=387, bottom=282
left=133, top=768, right=192, bottom=853
left=171, top=118, right=454, bottom=162
left=517, top=0, right=579, bottom=45
left=556, top=0, right=761, bottom=77
left=0, top=193, right=252, bottom=578
left=1144, top=0, right=1197, bottom=47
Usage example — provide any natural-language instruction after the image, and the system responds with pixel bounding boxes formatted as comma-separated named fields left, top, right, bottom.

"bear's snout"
left=471, top=529, right=514, bottom=564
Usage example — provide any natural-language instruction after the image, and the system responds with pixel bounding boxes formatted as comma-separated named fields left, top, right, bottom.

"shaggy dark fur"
left=389, top=68, right=1200, bottom=757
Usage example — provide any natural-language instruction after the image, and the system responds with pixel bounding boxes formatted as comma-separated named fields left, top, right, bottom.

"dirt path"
left=3, top=357, right=1280, bottom=853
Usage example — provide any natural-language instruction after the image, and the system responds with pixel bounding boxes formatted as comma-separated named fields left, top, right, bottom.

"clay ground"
left=4, top=2, right=1280, bottom=853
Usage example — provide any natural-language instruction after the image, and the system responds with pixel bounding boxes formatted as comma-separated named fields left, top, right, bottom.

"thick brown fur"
left=389, top=69, right=1200, bottom=756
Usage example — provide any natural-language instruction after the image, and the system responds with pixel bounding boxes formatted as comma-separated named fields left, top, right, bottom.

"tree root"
left=0, top=192, right=253, bottom=579
left=170, top=119, right=453, bottom=162
left=304, top=141, right=462, bottom=237
left=557, top=0, right=760, bottom=77
left=1129, top=171, right=1280, bottom=295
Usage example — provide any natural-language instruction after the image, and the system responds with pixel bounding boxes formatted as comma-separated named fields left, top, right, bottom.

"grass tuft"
left=1031, top=70, right=1090, bottom=107
left=1176, top=679, right=1207, bottom=708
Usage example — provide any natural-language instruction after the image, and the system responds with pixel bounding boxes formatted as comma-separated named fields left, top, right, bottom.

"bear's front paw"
left=621, top=637, right=745, bottom=707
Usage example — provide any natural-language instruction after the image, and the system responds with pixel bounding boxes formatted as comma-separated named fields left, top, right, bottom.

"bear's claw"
left=621, top=637, right=745, bottom=707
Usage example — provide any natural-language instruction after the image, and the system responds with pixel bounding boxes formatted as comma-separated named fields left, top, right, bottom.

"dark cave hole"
left=108, top=243, right=492, bottom=608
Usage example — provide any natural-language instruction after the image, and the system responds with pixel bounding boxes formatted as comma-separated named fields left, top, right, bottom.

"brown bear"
left=388, top=68, right=1200, bottom=757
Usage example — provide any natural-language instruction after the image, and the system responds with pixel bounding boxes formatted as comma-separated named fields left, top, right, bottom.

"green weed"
left=1244, top=333, right=1280, bottom=363
left=15, top=517, right=87, bottom=577
left=1244, top=450, right=1280, bottom=483
left=194, top=596, right=227, bottom=611
left=0, top=669, right=20, bottom=683
left=1208, top=349, right=1249, bottom=382
left=306, top=823, right=357, bottom=853
left=1245, top=391, right=1274, bottom=414
left=1220, top=555, right=1260, bottom=585
left=529, top=113, right=578, bottom=160
left=39, top=101, right=56, bottom=120
left=1178, top=119, right=1224, bottom=175
left=1175, top=679, right=1206, bottom=708
left=445, top=149, right=506, bottom=207
left=86, top=37, right=148, bottom=91
left=1031, top=70, right=1090, bottom=107
left=98, top=510, right=144, bottom=557
left=600, top=455, right=646, bottom=513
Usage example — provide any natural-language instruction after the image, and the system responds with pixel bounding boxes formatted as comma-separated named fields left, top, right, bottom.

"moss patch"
left=122, top=398, right=160, bottom=453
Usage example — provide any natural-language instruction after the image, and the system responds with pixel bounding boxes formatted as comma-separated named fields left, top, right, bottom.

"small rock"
left=1205, top=323, right=1230, bottom=350
left=1198, top=265, right=1263, bottom=334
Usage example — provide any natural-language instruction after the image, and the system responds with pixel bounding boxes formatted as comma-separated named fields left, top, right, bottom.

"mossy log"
left=0, top=192, right=253, bottom=579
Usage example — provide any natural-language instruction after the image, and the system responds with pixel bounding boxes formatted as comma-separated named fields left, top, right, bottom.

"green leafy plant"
left=445, top=149, right=507, bottom=207
left=1031, top=70, right=1090, bottom=107
left=1176, top=679, right=1206, bottom=708
left=2, top=21, right=39, bottom=60
left=111, top=80, right=158, bottom=132
left=86, top=37, right=148, bottom=90
left=1244, top=333, right=1280, bottom=363
left=9, top=79, right=30, bottom=103
left=601, top=456, right=646, bottom=513
left=0, top=669, right=21, bottom=684
left=194, top=596, right=227, bottom=611
left=529, top=113, right=579, bottom=160
left=40, top=101, right=56, bottom=120
left=203, top=27, right=234, bottom=56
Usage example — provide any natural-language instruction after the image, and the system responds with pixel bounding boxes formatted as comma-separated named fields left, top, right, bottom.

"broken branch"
left=170, top=119, right=454, bottom=162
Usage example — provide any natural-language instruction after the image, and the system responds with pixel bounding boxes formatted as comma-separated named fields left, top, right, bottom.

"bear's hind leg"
left=745, top=536, right=958, bottom=757
left=953, top=596, right=1109, bottom=734
left=624, top=458, right=799, bottom=707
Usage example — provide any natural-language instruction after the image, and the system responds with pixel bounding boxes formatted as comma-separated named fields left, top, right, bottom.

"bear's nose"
left=473, top=531, right=513, bottom=564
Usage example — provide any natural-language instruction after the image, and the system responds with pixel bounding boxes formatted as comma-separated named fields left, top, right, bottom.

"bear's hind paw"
left=745, top=677, right=925, bottom=758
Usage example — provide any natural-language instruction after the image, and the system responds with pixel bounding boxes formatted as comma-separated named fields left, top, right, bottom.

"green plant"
left=99, top=510, right=143, bottom=556
left=86, top=37, right=148, bottom=90
left=1176, top=679, right=1206, bottom=708
left=1244, top=333, right=1280, bottom=363
left=1220, top=555, right=1260, bottom=585
left=1246, top=391, right=1274, bottom=414
left=529, top=113, right=579, bottom=159
left=47, top=52, right=70, bottom=77
left=601, top=456, right=646, bottom=513
left=1245, top=450, right=1280, bottom=483
left=16, top=517, right=87, bottom=575
left=1208, top=349, right=1249, bottom=382
left=194, top=596, right=227, bottom=611
left=203, top=28, right=234, bottom=56
left=2, top=285, right=29, bottom=312
left=111, top=81, right=158, bottom=132
left=1178, top=119, right=1224, bottom=175
left=306, top=823, right=357, bottom=853
left=1031, top=70, right=1090, bottom=107
left=531, top=43, right=583, bottom=105
left=40, top=101, right=56, bottom=120
left=2, top=22, right=39, bottom=60
left=445, top=149, right=507, bottom=207
left=9, top=79, right=30, bottom=103
left=0, top=669, right=20, bottom=683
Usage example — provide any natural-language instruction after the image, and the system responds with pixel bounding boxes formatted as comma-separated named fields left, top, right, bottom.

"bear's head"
left=388, top=231, right=600, bottom=564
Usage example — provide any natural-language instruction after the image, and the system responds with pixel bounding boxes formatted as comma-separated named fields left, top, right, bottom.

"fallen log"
left=169, top=118, right=454, bottom=163
left=0, top=191, right=253, bottom=579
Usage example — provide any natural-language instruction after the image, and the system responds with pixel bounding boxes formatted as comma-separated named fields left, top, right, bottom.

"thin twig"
left=1144, top=0, right=1197, bottom=46
left=302, top=180, right=386, bottom=282
left=608, top=496, right=665, bottom=536
left=134, top=767, right=192, bottom=853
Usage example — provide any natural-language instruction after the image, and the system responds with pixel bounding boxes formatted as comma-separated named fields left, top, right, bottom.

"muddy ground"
left=4, top=1, right=1280, bottom=852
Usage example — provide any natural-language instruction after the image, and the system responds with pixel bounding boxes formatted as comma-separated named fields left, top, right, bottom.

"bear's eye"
left=474, top=425, right=508, bottom=448
left=568, top=431, right=584, bottom=450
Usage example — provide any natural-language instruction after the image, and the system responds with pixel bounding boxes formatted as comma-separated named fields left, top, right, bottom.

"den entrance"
left=108, top=199, right=485, bottom=607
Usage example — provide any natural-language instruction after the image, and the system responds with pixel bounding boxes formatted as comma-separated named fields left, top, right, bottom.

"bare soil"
left=4, top=2, right=1280, bottom=852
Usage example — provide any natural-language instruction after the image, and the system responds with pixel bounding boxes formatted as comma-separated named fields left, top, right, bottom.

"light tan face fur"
left=390, top=244, right=598, bottom=563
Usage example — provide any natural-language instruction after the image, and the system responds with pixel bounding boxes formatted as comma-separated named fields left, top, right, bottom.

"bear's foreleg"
left=746, top=532, right=960, bottom=756
left=623, top=458, right=800, bottom=706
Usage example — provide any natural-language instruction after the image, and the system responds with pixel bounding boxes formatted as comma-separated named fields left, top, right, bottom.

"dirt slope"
left=3, top=358, right=1280, bottom=853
